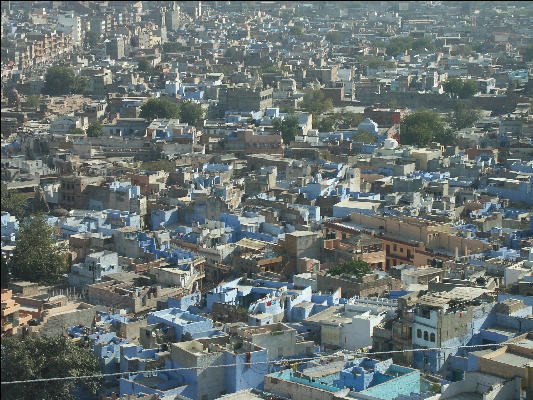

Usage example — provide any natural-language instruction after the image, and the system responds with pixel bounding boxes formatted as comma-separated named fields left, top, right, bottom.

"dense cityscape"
left=1, top=1, right=532, bottom=400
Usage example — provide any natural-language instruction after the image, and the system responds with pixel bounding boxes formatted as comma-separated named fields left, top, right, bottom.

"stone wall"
left=37, top=304, right=96, bottom=337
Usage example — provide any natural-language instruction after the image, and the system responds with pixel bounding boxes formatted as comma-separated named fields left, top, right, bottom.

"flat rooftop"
left=492, top=351, right=533, bottom=368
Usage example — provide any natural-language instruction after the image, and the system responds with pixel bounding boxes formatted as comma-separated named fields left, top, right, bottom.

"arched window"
left=417, top=329, right=422, bottom=338
left=424, top=331, right=428, bottom=341
left=430, top=333, right=435, bottom=342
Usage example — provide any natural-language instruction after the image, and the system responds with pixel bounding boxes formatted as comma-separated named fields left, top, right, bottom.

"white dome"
left=383, top=138, right=399, bottom=149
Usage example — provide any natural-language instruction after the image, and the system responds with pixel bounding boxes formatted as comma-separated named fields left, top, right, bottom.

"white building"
left=57, top=12, right=82, bottom=46
left=50, top=115, right=88, bottom=135
left=319, top=303, right=387, bottom=350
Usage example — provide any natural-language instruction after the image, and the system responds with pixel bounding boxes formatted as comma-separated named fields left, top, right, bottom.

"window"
left=393, top=244, right=397, bottom=251
left=430, top=333, right=435, bottom=342
left=400, top=247, right=404, bottom=253
left=386, top=245, right=390, bottom=253
left=424, top=331, right=428, bottom=341
left=417, top=329, right=422, bottom=338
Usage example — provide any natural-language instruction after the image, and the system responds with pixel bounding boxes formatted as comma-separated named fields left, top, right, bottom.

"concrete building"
left=120, top=336, right=268, bottom=400
left=236, top=323, right=315, bottom=360
left=264, top=358, right=421, bottom=400
left=303, top=303, right=388, bottom=351
left=317, top=272, right=400, bottom=298
left=68, top=250, right=121, bottom=288
left=218, top=87, right=273, bottom=114
left=88, top=282, right=182, bottom=314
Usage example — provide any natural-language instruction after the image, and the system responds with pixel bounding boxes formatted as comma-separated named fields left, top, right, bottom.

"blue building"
left=120, top=337, right=268, bottom=400
left=264, top=358, right=422, bottom=400
left=147, top=308, right=214, bottom=340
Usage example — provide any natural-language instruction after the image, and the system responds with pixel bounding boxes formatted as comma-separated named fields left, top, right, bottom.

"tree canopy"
left=385, top=36, right=436, bottom=57
left=68, top=127, right=85, bottom=135
left=224, top=47, right=240, bottom=59
left=352, top=129, right=377, bottom=144
left=273, top=116, right=299, bottom=144
left=326, top=31, right=344, bottom=45
left=401, top=109, right=455, bottom=147
left=328, top=259, right=372, bottom=280
left=140, top=98, right=181, bottom=120
left=141, top=160, right=176, bottom=173
left=85, top=30, right=100, bottom=47
left=314, top=112, right=365, bottom=132
left=179, top=101, right=205, bottom=125
left=138, top=57, right=152, bottom=72
left=443, top=78, right=478, bottom=99
left=446, top=102, right=481, bottom=131
left=1, top=183, right=27, bottom=220
left=8, top=214, right=69, bottom=284
left=86, top=121, right=103, bottom=137
left=1, top=335, right=101, bottom=400
left=42, top=66, right=88, bottom=96
left=289, top=25, right=304, bottom=36
left=315, top=116, right=335, bottom=132
left=300, top=89, right=334, bottom=115
left=24, top=95, right=41, bottom=108
left=354, top=55, right=396, bottom=69
left=162, top=42, right=187, bottom=53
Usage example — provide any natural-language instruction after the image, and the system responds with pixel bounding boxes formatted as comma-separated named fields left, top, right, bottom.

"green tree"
left=42, top=66, right=76, bottom=96
left=314, top=112, right=364, bottom=131
left=334, top=112, right=365, bottom=128
left=8, top=214, right=69, bottom=284
left=162, top=42, right=187, bottom=53
left=459, top=80, right=478, bottom=99
left=141, top=160, right=176, bottom=173
left=354, top=54, right=395, bottom=69
left=315, top=116, right=335, bottom=132
left=85, top=30, right=100, bottom=47
left=86, top=121, right=103, bottom=137
left=68, top=127, right=85, bottom=135
left=452, top=44, right=474, bottom=57
left=224, top=47, right=239, bottom=59
left=179, top=101, right=205, bottom=125
left=385, top=36, right=435, bottom=57
left=1, top=183, right=27, bottom=220
left=24, top=95, right=41, bottom=108
left=386, top=37, right=411, bottom=57
left=443, top=78, right=478, bottom=99
left=300, top=89, right=334, bottom=115
left=412, top=36, right=436, bottom=52
left=328, top=259, right=372, bottom=280
left=140, top=98, right=181, bottom=120
left=138, top=57, right=151, bottom=72
left=326, top=31, right=343, bottom=45
left=273, top=116, right=299, bottom=144
left=401, top=109, right=451, bottom=147
left=289, top=25, right=304, bottom=36
left=352, top=129, right=377, bottom=143
left=446, top=102, right=481, bottom=130
left=1, top=335, right=102, bottom=400
left=42, top=66, right=88, bottom=96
